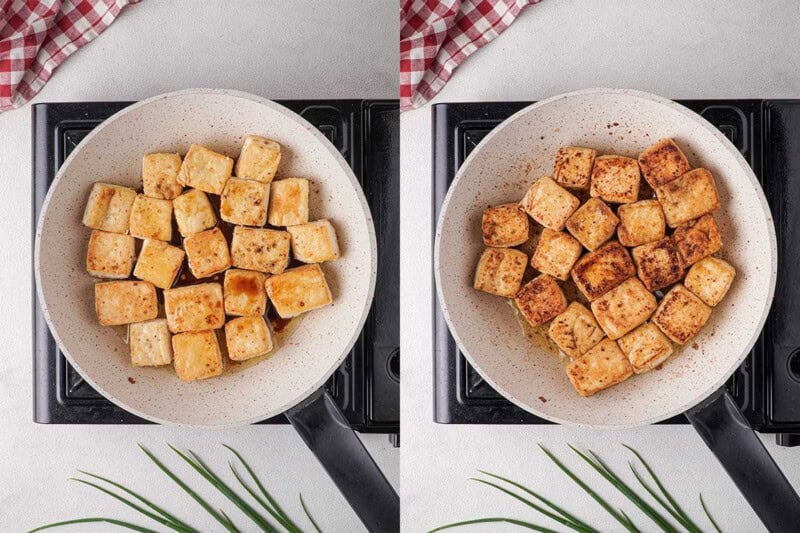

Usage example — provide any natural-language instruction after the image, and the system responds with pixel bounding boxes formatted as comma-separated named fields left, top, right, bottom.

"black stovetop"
left=32, top=100, right=399, bottom=441
left=432, top=100, right=800, bottom=446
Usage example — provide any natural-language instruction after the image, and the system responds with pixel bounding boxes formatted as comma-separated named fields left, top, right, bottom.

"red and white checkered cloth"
left=400, top=0, right=542, bottom=111
left=0, top=0, right=136, bottom=111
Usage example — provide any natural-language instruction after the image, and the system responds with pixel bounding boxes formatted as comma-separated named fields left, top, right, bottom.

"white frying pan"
left=34, top=89, right=397, bottom=531
left=434, top=88, right=800, bottom=528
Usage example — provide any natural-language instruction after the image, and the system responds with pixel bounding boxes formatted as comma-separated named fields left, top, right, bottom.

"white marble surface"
left=0, top=2, right=397, bottom=531
left=401, top=1, right=800, bottom=532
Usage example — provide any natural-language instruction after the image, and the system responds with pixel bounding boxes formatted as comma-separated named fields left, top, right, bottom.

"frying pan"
left=35, top=89, right=398, bottom=531
left=435, top=88, right=800, bottom=529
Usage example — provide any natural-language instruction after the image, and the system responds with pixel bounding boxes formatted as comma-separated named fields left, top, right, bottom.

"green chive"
left=700, top=494, right=722, bottom=533
left=300, top=494, right=322, bottom=533
left=28, top=517, right=158, bottom=532
left=428, top=517, right=559, bottom=532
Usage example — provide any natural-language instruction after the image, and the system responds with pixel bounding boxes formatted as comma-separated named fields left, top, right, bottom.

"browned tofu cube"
left=589, top=155, right=641, bottom=204
left=172, top=330, right=223, bottom=381
left=590, top=278, right=657, bottom=340
left=618, top=322, right=674, bottom=374
left=173, top=189, right=217, bottom=237
left=566, top=198, right=619, bottom=251
left=548, top=301, right=605, bottom=358
left=531, top=229, right=582, bottom=281
left=184, top=228, right=232, bottom=279
left=652, top=284, right=712, bottom=344
left=520, top=176, right=580, bottom=231
left=265, top=264, right=333, bottom=318
left=130, top=319, right=173, bottom=367
left=684, top=257, right=736, bottom=307
left=224, top=315, right=274, bottom=361
left=129, top=195, right=173, bottom=241
left=230, top=226, right=291, bottom=274
left=220, top=177, right=270, bottom=226
left=142, top=153, right=183, bottom=200
left=513, top=274, right=567, bottom=328
left=86, top=230, right=135, bottom=279
left=178, top=144, right=233, bottom=195
left=133, top=239, right=185, bottom=289
left=631, top=237, right=685, bottom=292
left=94, top=281, right=158, bottom=326
left=268, top=177, right=309, bottom=226
left=553, top=147, right=597, bottom=189
left=235, top=135, right=282, bottom=184
left=473, top=247, right=527, bottom=297
left=223, top=269, right=267, bottom=316
left=163, top=283, right=225, bottom=333
left=82, top=183, right=137, bottom=234
left=617, top=199, right=665, bottom=247
left=481, top=203, right=529, bottom=247
left=655, top=168, right=720, bottom=228
left=287, top=220, right=340, bottom=263
left=638, top=138, right=691, bottom=188
left=571, top=241, right=635, bottom=301
left=672, top=214, right=722, bottom=266
left=566, top=338, right=633, bottom=397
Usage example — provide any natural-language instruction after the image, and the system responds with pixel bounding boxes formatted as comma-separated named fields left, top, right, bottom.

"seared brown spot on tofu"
left=553, top=147, right=597, bottom=190
left=638, top=138, right=691, bottom=188
left=514, top=274, right=567, bottom=328
left=94, top=281, right=158, bottom=326
left=617, top=322, right=674, bottom=374
left=566, top=198, right=619, bottom=251
left=481, top=203, right=530, bottom=247
left=230, top=226, right=291, bottom=274
left=171, top=330, right=223, bottom=381
left=571, top=241, right=635, bottom=301
left=617, top=199, right=665, bottom=247
left=589, top=155, right=641, bottom=204
left=531, top=229, right=582, bottom=281
left=548, top=301, right=605, bottom=358
left=684, top=257, right=736, bottom=307
left=163, top=283, right=225, bottom=333
left=520, top=176, right=580, bottom=231
left=223, top=269, right=268, bottom=317
left=590, top=278, right=656, bottom=340
left=672, top=214, right=722, bottom=266
left=652, top=284, right=712, bottom=344
left=566, top=338, right=633, bottom=396
left=655, top=168, right=720, bottom=228
left=474, top=247, right=527, bottom=297
left=184, top=227, right=232, bottom=279
left=631, top=237, right=685, bottom=291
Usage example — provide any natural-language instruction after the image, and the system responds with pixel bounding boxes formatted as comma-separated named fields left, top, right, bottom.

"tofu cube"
left=235, top=135, right=282, bottom=184
left=178, top=144, right=233, bottom=195
left=652, top=284, right=712, bottom=344
left=142, top=153, right=183, bottom=200
left=618, top=322, right=674, bottom=374
left=638, top=138, right=691, bottom=188
left=268, top=178, right=309, bottom=226
left=129, top=195, right=173, bottom=241
left=553, top=146, right=597, bottom=189
left=513, top=274, right=567, bottom=328
left=672, top=214, right=722, bottom=266
left=230, top=226, right=291, bottom=274
left=184, top=228, right=232, bottom=279
left=220, top=177, right=270, bottom=226
left=655, top=168, right=720, bottom=228
left=617, top=199, right=665, bottom=247
left=590, top=277, right=657, bottom=340
left=224, top=315, right=274, bottom=361
left=129, top=318, right=173, bottom=367
left=172, top=330, right=223, bottom=381
left=86, top=230, right=135, bottom=279
left=548, top=301, right=605, bottom=358
left=265, top=264, right=333, bottom=318
left=520, top=176, right=580, bottom=231
left=589, top=155, right=641, bottom=204
left=94, top=281, right=158, bottom=326
left=531, top=229, right=582, bottom=281
left=566, top=198, right=619, bottom=251
left=82, top=182, right=137, bottom=234
left=133, top=239, right=186, bottom=289
left=173, top=189, right=218, bottom=237
left=481, top=203, right=529, bottom=247
left=571, top=241, right=635, bottom=301
left=473, top=247, right=527, bottom=297
left=287, top=220, right=340, bottom=263
left=566, top=338, right=633, bottom=397
left=631, top=237, right=685, bottom=292
left=224, top=269, right=267, bottom=316
left=684, top=257, right=736, bottom=307
left=163, top=283, right=225, bottom=333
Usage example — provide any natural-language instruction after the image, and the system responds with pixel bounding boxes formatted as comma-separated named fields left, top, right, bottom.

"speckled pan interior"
left=434, top=88, right=776, bottom=428
left=35, top=89, right=376, bottom=428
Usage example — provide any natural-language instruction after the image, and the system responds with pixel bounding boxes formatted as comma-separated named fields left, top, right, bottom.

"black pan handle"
left=286, top=389, right=400, bottom=532
left=686, top=388, right=800, bottom=530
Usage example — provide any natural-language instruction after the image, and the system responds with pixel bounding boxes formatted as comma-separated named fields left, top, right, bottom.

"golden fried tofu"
left=618, top=322, right=674, bottom=374
left=129, top=318, right=173, bottom=367
left=590, top=278, right=657, bottom=340
left=617, top=199, right=665, bottom=247
left=631, top=237, right=685, bottom=292
left=571, top=241, right=635, bottom=301
left=86, top=230, right=135, bottom=279
left=638, top=138, right=691, bottom=188
left=589, top=155, right=641, bottom=204
left=684, top=257, right=736, bottom=307
left=566, top=198, right=619, bottom=251
left=514, top=274, right=567, bottom=328
left=520, top=176, right=580, bottom=231
left=548, top=301, right=605, bottom=358
left=473, top=247, right=527, bottom=297
left=178, top=144, right=233, bottom=195
left=566, top=339, right=633, bottom=397
left=129, top=195, right=173, bottom=242
left=268, top=177, right=309, bottom=226
left=225, top=315, right=274, bottom=361
left=220, top=177, right=270, bottom=226
left=223, top=269, right=267, bottom=316
left=531, top=229, right=582, bottom=281
left=133, top=239, right=185, bottom=289
left=163, top=283, right=225, bottom=333
left=94, top=281, right=158, bottom=326
left=672, top=214, right=722, bottom=266
left=82, top=182, right=137, bottom=234
left=287, top=220, right=340, bottom=263
left=172, top=330, right=223, bottom=381
left=235, top=135, right=282, bottom=184
left=655, top=168, right=720, bottom=228
left=652, top=284, right=712, bottom=344
left=184, top=227, right=232, bottom=279
left=173, top=189, right=218, bottom=237
left=553, top=147, right=597, bottom=189
left=265, top=264, right=333, bottom=318
left=481, top=203, right=529, bottom=247
left=142, top=153, right=183, bottom=200
left=230, top=226, right=291, bottom=274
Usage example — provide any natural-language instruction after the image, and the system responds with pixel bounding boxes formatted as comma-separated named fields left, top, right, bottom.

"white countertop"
left=0, top=2, right=397, bottom=531
left=401, top=1, right=800, bottom=532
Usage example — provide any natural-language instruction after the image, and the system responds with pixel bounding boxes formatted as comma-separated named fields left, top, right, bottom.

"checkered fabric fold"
left=400, top=0, right=541, bottom=111
left=0, top=0, right=136, bottom=111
